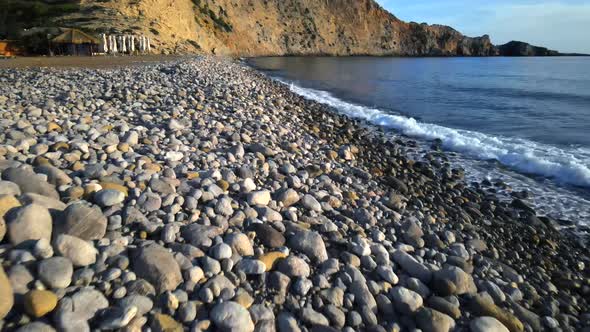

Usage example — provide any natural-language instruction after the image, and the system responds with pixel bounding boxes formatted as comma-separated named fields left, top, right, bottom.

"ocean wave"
left=283, top=80, right=590, bottom=188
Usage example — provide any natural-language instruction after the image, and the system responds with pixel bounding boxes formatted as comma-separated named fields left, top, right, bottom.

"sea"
left=248, top=56, right=590, bottom=234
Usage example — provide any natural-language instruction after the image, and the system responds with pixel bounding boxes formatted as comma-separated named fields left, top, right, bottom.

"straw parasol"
left=52, top=28, right=99, bottom=45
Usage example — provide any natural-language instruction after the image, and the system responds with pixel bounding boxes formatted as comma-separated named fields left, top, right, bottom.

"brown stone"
left=99, top=182, right=129, bottom=196
left=470, top=294, right=524, bottom=332
left=151, top=313, right=183, bottom=332
left=23, top=290, right=58, bottom=318
left=0, top=266, right=13, bottom=320
left=259, top=252, right=288, bottom=272
left=47, top=122, right=62, bottom=132
left=0, top=194, right=21, bottom=241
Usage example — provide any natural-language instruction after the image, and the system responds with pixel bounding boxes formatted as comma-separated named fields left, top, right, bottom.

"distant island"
left=0, top=0, right=585, bottom=57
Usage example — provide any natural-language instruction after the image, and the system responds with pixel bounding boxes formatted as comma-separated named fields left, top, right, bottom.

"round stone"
left=7, top=204, right=52, bottom=246
left=94, top=189, right=125, bottom=207
left=470, top=316, right=510, bottom=332
left=210, top=301, right=255, bottom=332
left=38, top=257, right=73, bottom=289
left=23, top=290, right=58, bottom=318
left=54, top=234, right=97, bottom=266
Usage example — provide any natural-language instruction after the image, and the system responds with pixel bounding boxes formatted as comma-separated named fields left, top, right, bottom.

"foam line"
left=284, top=81, right=590, bottom=188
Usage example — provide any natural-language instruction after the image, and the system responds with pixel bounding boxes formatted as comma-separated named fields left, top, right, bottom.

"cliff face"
left=9, top=0, right=499, bottom=56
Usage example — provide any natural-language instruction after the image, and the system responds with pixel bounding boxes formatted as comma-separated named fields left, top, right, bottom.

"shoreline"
left=0, top=56, right=588, bottom=331
left=242, top=57, right=590, bottom=244
left=245, top=57, right=590, bottom=240
left=1, top=53, right=589, bottom=70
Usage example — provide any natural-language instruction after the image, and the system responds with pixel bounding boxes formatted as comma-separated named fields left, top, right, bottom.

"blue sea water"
left=248, top=56, right=590, bottom=229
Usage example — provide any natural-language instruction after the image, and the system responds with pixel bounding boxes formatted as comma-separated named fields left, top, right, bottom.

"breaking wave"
left=284, top=81, right=590, bottom=188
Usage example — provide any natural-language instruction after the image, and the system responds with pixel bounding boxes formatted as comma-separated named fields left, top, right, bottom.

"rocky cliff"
left=3, top=0, right=500, bottom=56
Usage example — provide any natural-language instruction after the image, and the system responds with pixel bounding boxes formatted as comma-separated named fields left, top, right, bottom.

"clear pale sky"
left=376, top=0, right=590, bottom=54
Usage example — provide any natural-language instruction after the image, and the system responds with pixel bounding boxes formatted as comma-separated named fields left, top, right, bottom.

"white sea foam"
left=284, top=81, right=590, bottom=188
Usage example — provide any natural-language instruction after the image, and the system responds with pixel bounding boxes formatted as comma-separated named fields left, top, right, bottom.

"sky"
left=376, top=0, right=590, bottom=54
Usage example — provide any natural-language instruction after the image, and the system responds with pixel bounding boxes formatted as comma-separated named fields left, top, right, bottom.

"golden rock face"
left=29, top=0, right=496, bottom=57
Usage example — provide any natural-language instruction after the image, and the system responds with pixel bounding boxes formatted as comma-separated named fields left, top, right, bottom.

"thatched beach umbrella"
left=52, top=28, right=99, bottom=45
left=51, top=28, right=100, bottom=56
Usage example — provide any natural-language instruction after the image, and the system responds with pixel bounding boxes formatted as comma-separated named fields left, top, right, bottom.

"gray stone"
left=94, top=189, right=125, bottom=207
left=248, top=190, right=271, bottom=206
left=249, top=304, right=275, bottom=324
left=416, top=307, right=456, bottom=332
left=202, top=256, right=221, bottom=276
left=470, top=317, right=510, bottom=332
left=276, top=189, right=300, bottom=207
left=97, top=306, right=138, bottom=330
left=118, top=295, right=153, bottom=316
left=182, top=223, right=223, bottom=247
left=390, top=286, right=423, bottom=315
left=323, top=305, right=346, bottom=329
left=350, top=280, right=377, bottom=313
left=252, top=223, right=285, bottom=248
left=292, top=278, right=313, bottom=296
left=215, top=196, right=234, bottom=216
left=38, top=257, right=73, bottom=289
left=54, top=234, right=97, bottom=267
left=210, top=301, right=255, bottom=332
left=235, top=259, right=266, bottom=275
left=35, top=164, right=72, bottom=186
left=56, top=203, right=107, bottom=241
left=2, top=167, right=59, bottom=199
left=55, top=310, right=90, bottom=332
left=0, top=180, right=21, bottom=196
left=287, top=229, right=328, bottom=263
left=8, top=264, right=34, bottom=295
left=6, top=204, right=52, bottom=246
left=33, top=238, right=53, bottom=259
left=277, top=311, right=301, bottom=332
left=427, top=296, right=461, bottom=319
left=300, top=307, right=329, bottom=326
left=319, top=288, right=344, bottom=307
left=225, top=232, right=254, bottom=256
left=71, top=288, right=109, bottom=320
left=15, top=322, right=56, bottom=332
left=137, top=192, right=162, bottom=212
left=277, top=256, right=310, bottom=278
left=149, top=178, right=176, bottom=195
left=178, top=301, right=197, bottom=322
left=301, top=194, right=322, bottom=212
left=376, top=266, right=399, bottom=284
left=210, top=243, right=233, bottom=260
left=392, top=250, right=432, bottom=283
left=19, top=193, right=66, bottom=212
left=432, top=266, right=477, bottom=295
left=168, top=119, right=185, bottom=130
left=132, top=244, right=182, bottom=293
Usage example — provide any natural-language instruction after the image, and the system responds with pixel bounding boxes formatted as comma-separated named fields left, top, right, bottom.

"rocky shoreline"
left=0, top=56, right=588, bottom=332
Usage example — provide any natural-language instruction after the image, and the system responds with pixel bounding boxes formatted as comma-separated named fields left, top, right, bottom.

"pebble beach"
left=0, top=56, right=588, bottom=332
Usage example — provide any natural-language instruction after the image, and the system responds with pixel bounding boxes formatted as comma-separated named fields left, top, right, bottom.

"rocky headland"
left=0, top=57, right=588, bottom=332
left=2, top=0, right=566, bottom=57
